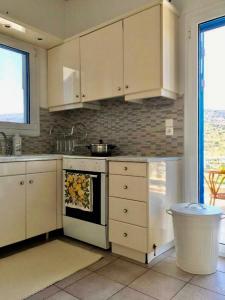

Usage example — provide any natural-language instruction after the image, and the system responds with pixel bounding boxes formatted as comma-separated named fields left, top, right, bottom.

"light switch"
left=165, top=119, right=173, bottom=127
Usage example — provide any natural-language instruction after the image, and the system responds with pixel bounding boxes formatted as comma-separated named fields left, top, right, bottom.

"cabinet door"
left=124, top=6, right=161, bottom=95
left=80, top=21, right=123, bottom=102
left=48, top=38, right=80, bottom=108
left=0, top=175, right=26, bottom=247
left=26, top=172, right=57, bottom=238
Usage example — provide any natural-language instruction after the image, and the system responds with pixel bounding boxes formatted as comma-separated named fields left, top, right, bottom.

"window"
left=0, top=34, right=39, bottom=136
left=0, top=45, right=30, bottom=124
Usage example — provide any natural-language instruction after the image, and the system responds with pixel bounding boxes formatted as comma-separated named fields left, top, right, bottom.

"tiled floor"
left=25, top=237, right=225, bottom=300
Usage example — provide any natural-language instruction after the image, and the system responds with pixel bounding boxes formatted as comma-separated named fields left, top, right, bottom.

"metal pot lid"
left=170, top=202, right=223, bottom=216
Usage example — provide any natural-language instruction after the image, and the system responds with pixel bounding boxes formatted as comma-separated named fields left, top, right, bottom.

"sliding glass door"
left=198, top=16, right=225, bottom=243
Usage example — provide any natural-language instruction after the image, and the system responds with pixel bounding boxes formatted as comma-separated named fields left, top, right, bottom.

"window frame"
left=0, top=34, right=39, bottom=136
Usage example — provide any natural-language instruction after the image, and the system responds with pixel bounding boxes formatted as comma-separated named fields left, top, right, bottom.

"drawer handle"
left=29, top=179, right=34, bottom=184
left=123, top=208, right=128, bottom=214
left=19, top=181, right=24, bottom=186
left=123, top=185, right=128, bottom=190
left=124, top=166, right=128, bottom=171
left=123, top=233, right=128, bottom=237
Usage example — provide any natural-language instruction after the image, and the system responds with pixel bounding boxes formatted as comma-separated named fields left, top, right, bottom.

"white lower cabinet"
left=0, top=175, right=26, bottom=247
left=26, top=172, right=57, bottom=238
left=0, top=160, right=61, bottom=248
left=109, top=159, right=182, bottom=263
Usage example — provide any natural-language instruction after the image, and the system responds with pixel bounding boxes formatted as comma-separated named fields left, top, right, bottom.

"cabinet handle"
left=123, top=233, right=128, bottom=237
left=123, top=185, right=128, bottom=190
left=76, top=94, right=79, bottom=98
left=124, top=166, right=128, bottom=171
left=123, top=208, right=128, bottom=214
left=19, top=181, right=24, bottom=186
left=125, top=85, right=129, bottom=89
left=118, top=87, right=121, bottom=91
left=29, top=179, right=34, bottom=184
left=82, top=94, right=86, bottom=98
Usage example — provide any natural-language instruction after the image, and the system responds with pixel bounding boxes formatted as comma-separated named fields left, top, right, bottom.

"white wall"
left=64, top=0, right=224, bottom=38
left=65, top=0, right=156, bottom=37
left=0, top=0, right=65, bottom=38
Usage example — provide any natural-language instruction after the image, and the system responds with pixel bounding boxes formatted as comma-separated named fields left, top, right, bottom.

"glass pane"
left=0, top=45, right=29, bottom=124
left=199, top=17, right=225, bottom=244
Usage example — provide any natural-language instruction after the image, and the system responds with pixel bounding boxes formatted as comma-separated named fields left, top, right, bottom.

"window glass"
left=0, top=45, right=30, bottom=124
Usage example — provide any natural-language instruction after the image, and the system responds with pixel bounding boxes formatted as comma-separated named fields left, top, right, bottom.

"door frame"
left=184, top=2, right=225, bottom=255
left=184, top=1, right=225, bottom=203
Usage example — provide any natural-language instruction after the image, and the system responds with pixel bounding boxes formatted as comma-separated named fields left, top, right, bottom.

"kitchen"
left=0, top=0, right=224, bottom=299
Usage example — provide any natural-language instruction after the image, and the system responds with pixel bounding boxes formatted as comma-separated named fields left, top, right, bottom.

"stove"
left=62, top=156, right=109, bottom=249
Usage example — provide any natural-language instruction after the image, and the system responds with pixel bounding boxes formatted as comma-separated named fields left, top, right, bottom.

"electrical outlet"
left=166, top=127, right=174, bottom=136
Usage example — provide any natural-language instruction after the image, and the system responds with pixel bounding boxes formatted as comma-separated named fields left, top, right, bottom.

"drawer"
left=109, top=197, right=147, bottom=227
left=0, top=162, right=26, bottom=176
left=109, top=175, right=147, bottom=202
left=109, top=220, right=147, bottom=252
left=109, top=161, right=147, bottom=177
left=26, top=160, right=57, bottom=173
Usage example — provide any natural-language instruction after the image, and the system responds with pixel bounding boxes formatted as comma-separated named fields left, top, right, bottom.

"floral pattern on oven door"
left=64, top=172, right=93, bottom=212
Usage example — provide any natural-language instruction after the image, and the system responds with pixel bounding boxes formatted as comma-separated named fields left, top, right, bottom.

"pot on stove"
left=87, top=139, right=116, bottom=156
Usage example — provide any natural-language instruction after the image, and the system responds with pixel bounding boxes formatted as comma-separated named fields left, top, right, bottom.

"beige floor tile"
left=97, top=259, right=147, bottom=285
left=65, top=273, right=124, bottom=300
left=130, top=270, right=186, bottom=300
left=218, top=257, right=225, bottom=273
left=191, top=271, right=225, bottom=295
left=87, top=255, right=118, bottom=271
left=26, top=285, right=60, bottom=300
left=146, top=253, right=168, bottom=268
left=47, top=290, right=78, bottom=300
left=152, top=256, right=194, bottom=282
left=119, top=256, right=148, bottom=268
left=173, top=283, right=225, bottom=300
left=55, top=268, right=92, bottom=289
left=109, top=287, right=156, bottom=300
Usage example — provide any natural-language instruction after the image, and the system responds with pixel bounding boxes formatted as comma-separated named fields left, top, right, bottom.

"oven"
left=62, top=157, right=109, bottom=249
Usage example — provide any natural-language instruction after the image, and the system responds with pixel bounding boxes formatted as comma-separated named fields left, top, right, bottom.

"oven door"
left=63, top=170, right=102, bottom=225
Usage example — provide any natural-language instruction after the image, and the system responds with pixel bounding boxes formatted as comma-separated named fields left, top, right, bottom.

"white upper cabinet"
left=48, top=38, right=81, bottom=110
left=80, top=21, right=123, bottom=102
left=124, top=4, right=178, bottom=101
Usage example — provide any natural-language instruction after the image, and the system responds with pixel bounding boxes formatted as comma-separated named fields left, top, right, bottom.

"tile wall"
left=22, top=97, right=184, bottom=156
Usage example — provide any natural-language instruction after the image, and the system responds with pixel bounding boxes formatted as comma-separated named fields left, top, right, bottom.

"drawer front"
left=109, top=161, right=147, bottom=177
left=109, top=220, right=147, bottom=252
left=26, top=160, right=57, bottom=173
left=0, top=162, right=26, bottom=176
left=109, top=197, right=147, bottom=227
left=109, top=175, right=147, bottom=202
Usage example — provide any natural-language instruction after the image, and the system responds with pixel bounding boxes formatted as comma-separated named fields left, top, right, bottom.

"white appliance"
left=63, top=156, right=109, bottom=249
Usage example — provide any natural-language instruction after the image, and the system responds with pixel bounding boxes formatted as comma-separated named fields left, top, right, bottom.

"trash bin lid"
left=170, top=202, right=223, bottom=216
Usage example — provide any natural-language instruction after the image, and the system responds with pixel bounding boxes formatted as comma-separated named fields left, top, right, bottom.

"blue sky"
left=0, top=46, right=25, bottom=122
left=204, top=26, right=225, bottom=110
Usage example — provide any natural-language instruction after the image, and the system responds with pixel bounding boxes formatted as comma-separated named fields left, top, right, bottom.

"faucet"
left=0, top=132, right=7, bottom=155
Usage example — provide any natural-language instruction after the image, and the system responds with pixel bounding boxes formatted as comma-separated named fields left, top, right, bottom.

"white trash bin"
left=167, top=202, right=224, bottom=274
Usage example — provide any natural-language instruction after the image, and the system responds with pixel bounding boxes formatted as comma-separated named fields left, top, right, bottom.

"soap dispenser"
left=13, top=134, right=22, bottom=155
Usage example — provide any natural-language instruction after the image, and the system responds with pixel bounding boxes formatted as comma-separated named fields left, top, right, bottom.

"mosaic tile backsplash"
left=22, top=97, right=184, bottom=156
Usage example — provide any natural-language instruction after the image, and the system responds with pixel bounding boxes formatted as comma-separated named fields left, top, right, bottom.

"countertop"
left=0, top=154, right=62, bottom=162
left=107, top=156, right=182, bottom=162
left=0, top=154, right=182, bottom=163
